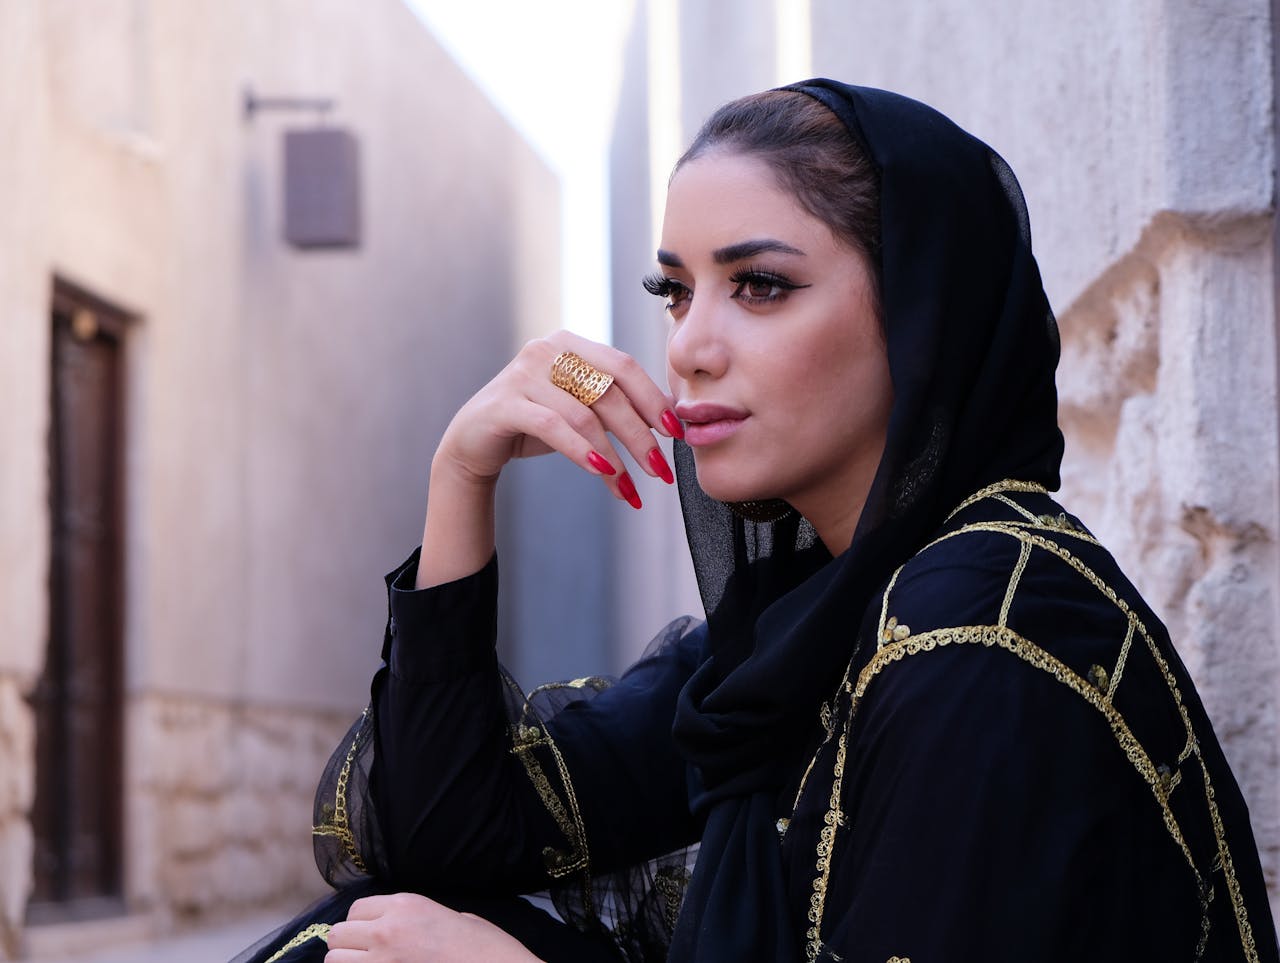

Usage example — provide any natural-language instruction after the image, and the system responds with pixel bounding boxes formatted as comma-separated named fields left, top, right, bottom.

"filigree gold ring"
left=550, top=351, right=615, bottom=407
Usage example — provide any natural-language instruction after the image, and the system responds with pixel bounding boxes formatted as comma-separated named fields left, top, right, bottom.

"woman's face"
left=656, top=150, right=893, bottom=551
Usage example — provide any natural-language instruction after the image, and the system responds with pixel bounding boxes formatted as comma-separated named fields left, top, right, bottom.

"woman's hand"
left=324, top=893, right=543, bottom=962
left=437, top=331, right=679, bottom=495
left=416, top=332, right=683, bottom=588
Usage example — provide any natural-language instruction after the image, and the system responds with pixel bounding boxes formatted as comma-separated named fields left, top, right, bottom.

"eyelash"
left=728, top=266, right=806, bottom=304
left=641, top=267, right=805, bottom=313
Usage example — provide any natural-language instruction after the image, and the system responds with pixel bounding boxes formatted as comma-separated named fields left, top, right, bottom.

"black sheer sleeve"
left=310, top=549, right=704, bottom=960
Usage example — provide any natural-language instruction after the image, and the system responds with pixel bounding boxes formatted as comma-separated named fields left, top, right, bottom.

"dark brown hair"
left=677, top=90, right=882, bottom=276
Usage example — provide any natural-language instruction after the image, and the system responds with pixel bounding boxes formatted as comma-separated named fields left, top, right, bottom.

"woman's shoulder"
left=882, top=483, right=1146, bottom=640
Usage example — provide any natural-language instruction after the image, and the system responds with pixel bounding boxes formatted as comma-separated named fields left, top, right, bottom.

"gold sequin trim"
left=1108, top=619, right=1136, bottom=700
left=652, top=865, right=692, bottom=930
left=880, top=616, right=912, bottom=644
left=858, top=625, right=1202, bottom=876
left=942, top=523, right=1259, bottom=962
left=806, top=705, right=851, bottom=962
left=990, top=491, right=1038, bottom=521
left=796, top=489, right=1260, bottom=961
left=999, top=539, right=1032, bottom=628
left=312, top=707, right=368, bottom=874
left=877, top=565, right=908, bottom=650
left=263, top=923, right=331, bottom=963
left=511, top=725, right=588, bottom=880
left=523, top=676, right=612, bottom=703
left=944, top=479, right=1048, bottom=522
left=510, top=721, right=598, bottom=924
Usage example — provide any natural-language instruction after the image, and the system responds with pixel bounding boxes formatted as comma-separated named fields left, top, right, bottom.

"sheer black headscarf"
left=669, top=80, right=1064, bottom=961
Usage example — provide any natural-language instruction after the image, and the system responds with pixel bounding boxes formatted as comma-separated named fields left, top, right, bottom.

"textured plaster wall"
left=0, top=2, right=51, bottom=955
left=0, top=0, right=561, bottom=950
left=612, top=0, right=1280, bottom=914
left=126, top=696, right=351, bottom=918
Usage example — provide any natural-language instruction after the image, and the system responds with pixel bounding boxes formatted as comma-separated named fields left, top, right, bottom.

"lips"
left=675, top=402, right=749, bottom=447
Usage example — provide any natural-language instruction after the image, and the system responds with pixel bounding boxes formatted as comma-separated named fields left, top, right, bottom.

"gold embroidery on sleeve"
left=263, top=923, right=331, bottom=963
left=312, top=706, right=369, bottom=874
left=510, top=725, right=590, bottom=881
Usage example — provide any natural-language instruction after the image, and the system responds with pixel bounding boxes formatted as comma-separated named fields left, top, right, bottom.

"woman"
left=240, top=80, right=1279, bottom=963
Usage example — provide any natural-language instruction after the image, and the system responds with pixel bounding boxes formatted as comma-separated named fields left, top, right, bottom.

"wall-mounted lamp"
left=244, top=86, right=361, bottom=251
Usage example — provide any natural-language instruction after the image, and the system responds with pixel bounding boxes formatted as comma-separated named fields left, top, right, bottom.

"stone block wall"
left=0, top=674, right=34, bottom=958
left=1059, top=211, right=1280, bottom=900
left=126, top=696, right=355, bottom=922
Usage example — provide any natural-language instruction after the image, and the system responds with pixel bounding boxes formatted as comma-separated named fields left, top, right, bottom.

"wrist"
left=429, top=446, right=501, bottom=497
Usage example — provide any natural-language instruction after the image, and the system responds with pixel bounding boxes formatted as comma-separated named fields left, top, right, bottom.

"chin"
left=692, top=458, right=781, bottom=505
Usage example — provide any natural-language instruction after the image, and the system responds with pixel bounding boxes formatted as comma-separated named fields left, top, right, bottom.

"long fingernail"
left=587, top=451, right=616, bottom=476
left=618, top=473, right=643, bottom=510
left=661, top=409, right=685, bottom=440
left=647, top=448, right=674, bottom=485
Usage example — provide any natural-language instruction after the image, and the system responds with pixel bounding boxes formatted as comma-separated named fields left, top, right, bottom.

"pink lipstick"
left=675, top=402, right=749, bottom=447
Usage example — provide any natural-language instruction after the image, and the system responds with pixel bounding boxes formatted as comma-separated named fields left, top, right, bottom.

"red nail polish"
left=587, top=451, right=616, bottom=476
left=618, top=473, right=643, bottom=510
left=647, top=448, right=674, bottom=485
left=661, top=409, right=685, bottom=440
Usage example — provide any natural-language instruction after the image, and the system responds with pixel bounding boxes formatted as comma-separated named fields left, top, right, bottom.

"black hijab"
left=668, top=80, right=1064, bottom=961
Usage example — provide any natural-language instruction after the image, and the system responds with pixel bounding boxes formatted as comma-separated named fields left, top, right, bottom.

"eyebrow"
left=655, top=238, right=806, bottom=269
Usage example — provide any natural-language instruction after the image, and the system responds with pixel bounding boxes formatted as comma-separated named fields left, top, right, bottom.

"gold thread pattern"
left=944, top=478, right=1048, bottom=522
left=998, top=539, right=1032, bottom=627
left=312, top=707, right=368, bottom=874
left=1107, top=619, right=1136, bottom=700
left=510, top=720, right=599, bottom=925
left=793, top=483, right=1261, bottom=959
left=263, top=923, right=331, bottom=963
left=854, top=624, right=1201, bottom=875
left=510, top=725, right=588, bottom=880
left=806, top=706, right=851, bottom=962
left=990, top=491, right=1038, bottom=521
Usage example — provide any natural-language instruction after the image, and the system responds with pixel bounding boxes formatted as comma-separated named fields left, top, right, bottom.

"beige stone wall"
left=0, top=676, right=35, bottom=959
left=0, top=0, right=560, bottom=952
left=612, top=0, right=1280, bottom=913
left=127, top=696, right=352, bottom=918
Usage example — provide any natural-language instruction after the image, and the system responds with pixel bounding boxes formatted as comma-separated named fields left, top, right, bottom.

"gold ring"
left=550, top=351, right=615, bottom=406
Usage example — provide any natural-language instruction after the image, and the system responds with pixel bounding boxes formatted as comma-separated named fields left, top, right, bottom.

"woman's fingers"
left=506, top=397, right=641, bottom=508
left=326, top=919, right=375, bottom=949
left=327, top=893, right=540, bottom=963
left=530, top=334, right=681, bottom=489
left=592, top=387, right=676, bottom=486
left=549, top=331, right=679, bottom=437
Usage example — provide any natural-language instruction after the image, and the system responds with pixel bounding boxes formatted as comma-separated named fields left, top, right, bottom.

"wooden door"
left=28, top=285, right=126, bottom=918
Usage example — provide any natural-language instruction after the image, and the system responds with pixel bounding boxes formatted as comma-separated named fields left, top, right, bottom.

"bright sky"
left=403, top=0, right=638, bottom=344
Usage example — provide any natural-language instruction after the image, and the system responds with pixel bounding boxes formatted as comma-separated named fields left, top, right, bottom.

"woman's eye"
left=729, top=269, right=805, bottom=305
left=642, top=273, right=692, bottom=316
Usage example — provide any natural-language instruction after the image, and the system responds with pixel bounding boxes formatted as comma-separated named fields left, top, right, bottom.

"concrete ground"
left=27, top=912, right=288, bottom=963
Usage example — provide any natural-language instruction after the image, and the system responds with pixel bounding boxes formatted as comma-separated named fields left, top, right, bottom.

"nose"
left=666, top=295, right=730, bottom=383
